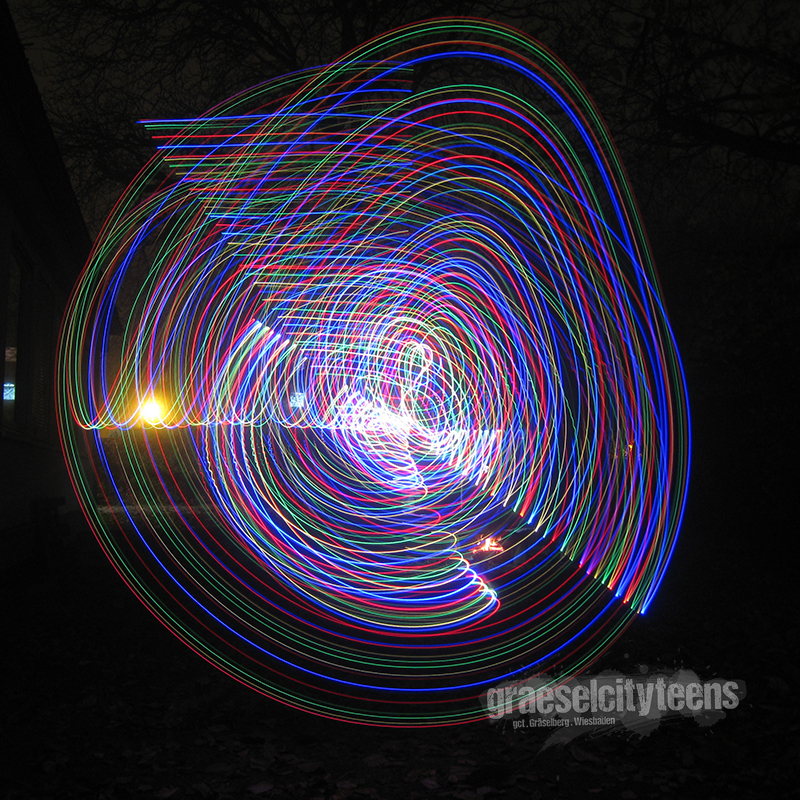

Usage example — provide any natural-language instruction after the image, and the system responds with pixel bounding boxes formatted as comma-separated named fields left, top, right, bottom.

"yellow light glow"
left=140, top=399, right=164, bottom=425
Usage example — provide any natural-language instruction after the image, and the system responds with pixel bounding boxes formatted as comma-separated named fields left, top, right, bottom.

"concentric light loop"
left=58, top=19, right=690, bottom=725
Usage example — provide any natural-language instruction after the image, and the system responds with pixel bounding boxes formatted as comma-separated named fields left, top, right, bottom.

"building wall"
left=1, top=0, right=91, bottom=568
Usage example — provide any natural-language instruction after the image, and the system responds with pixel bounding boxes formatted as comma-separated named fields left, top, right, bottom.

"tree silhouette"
left=11, top=0, right=540, bottom=230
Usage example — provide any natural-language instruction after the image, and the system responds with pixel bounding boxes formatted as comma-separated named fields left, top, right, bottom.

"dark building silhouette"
left=1, top=0, right=91, bottom=569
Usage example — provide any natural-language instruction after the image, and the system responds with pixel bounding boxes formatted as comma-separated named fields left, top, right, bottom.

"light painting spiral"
left=57, top=19, right=690, bottom=725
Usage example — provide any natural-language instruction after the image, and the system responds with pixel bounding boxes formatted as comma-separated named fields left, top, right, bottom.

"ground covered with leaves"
left=4, top=499, right=797, bottom=800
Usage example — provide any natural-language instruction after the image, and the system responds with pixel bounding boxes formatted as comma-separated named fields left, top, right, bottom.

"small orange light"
left=471, top=536, right=504, bottom=554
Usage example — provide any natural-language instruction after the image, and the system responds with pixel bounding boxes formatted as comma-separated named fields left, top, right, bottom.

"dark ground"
left=4, top=390, right=798, bottom=800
